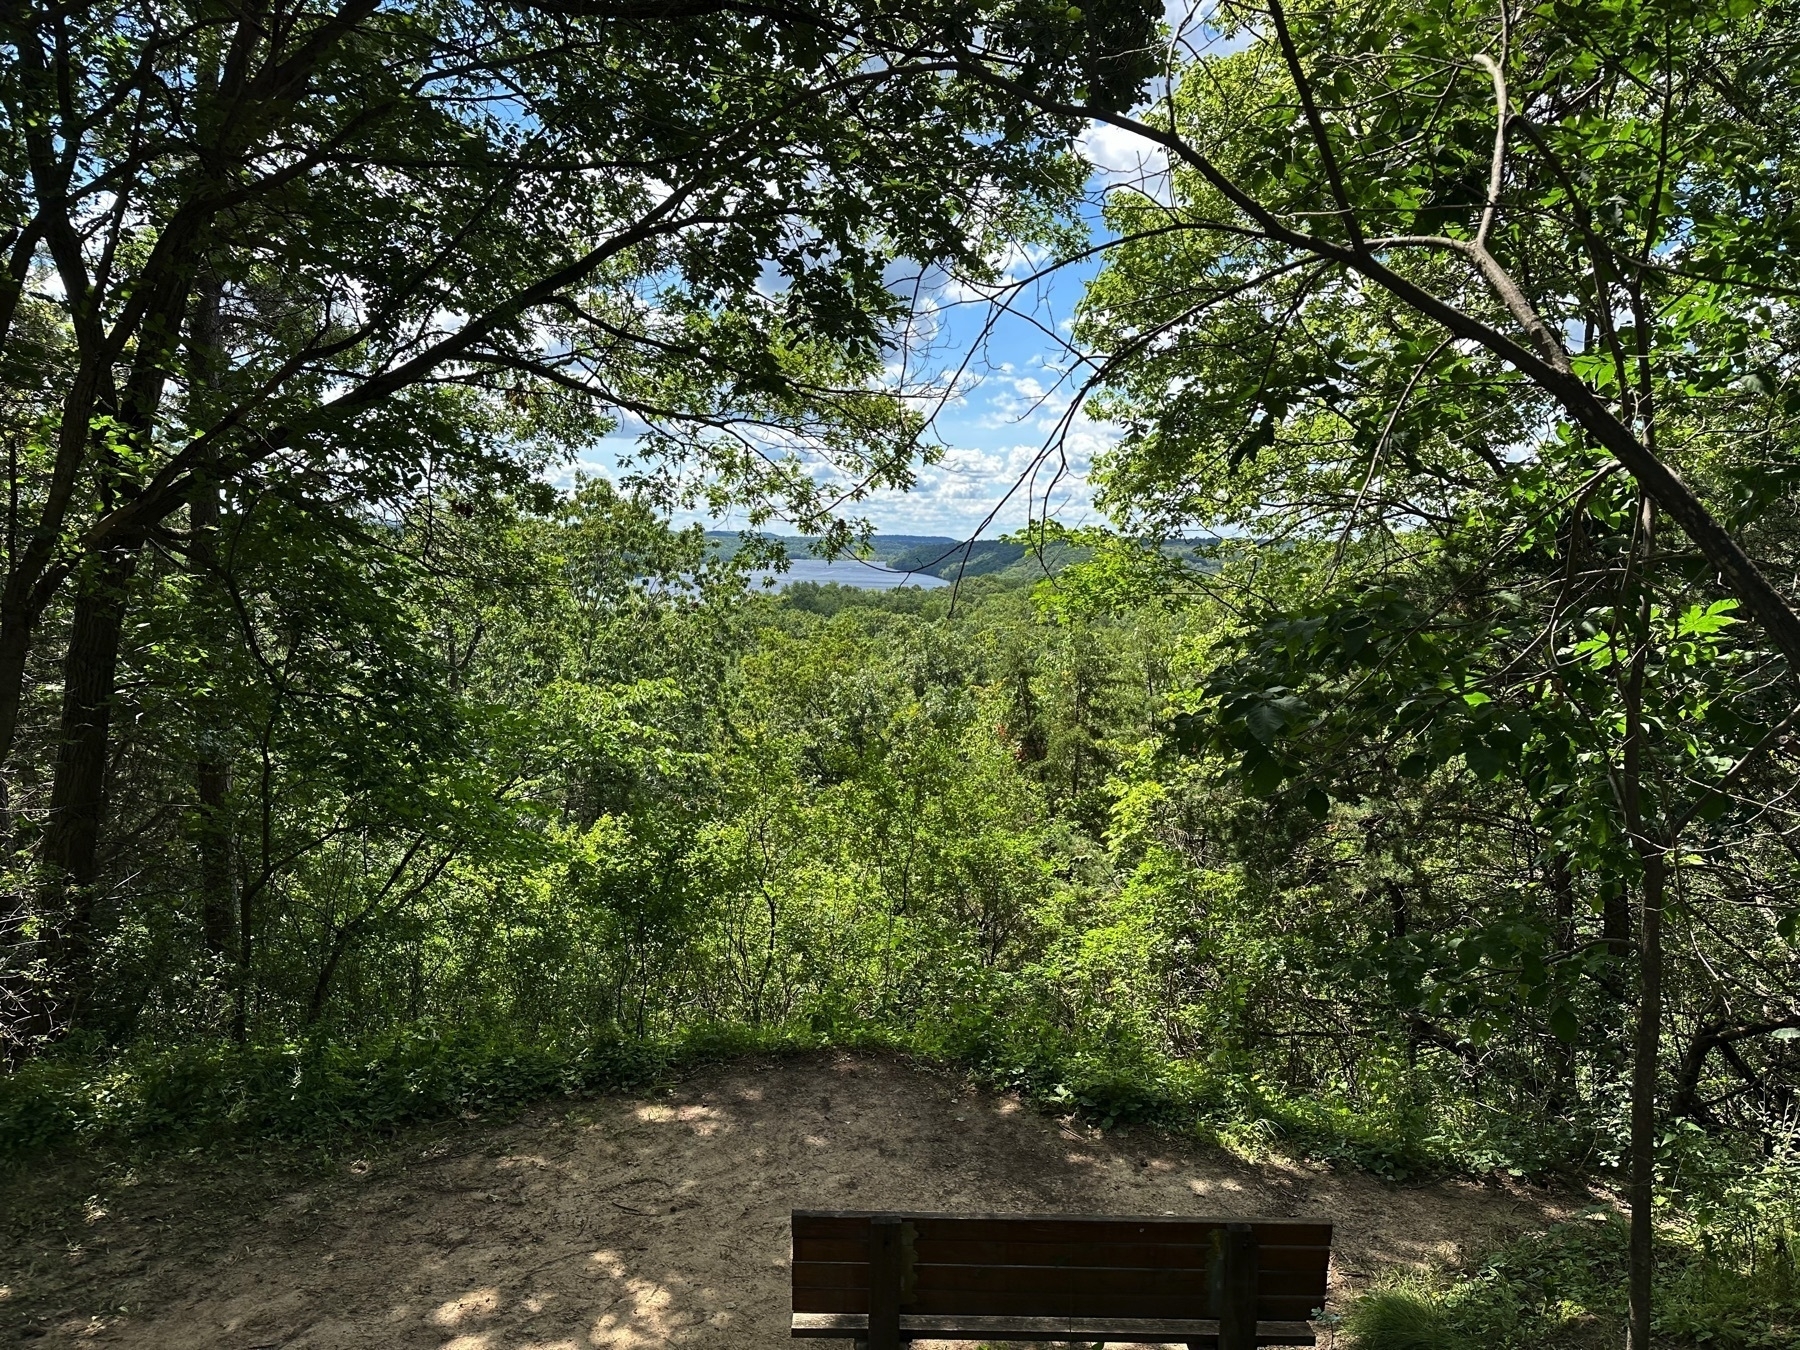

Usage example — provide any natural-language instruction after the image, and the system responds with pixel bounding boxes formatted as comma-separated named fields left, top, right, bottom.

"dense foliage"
left=6, top=0, right=1800, bottom=1345
left=4, top=542, right=1797, bottom=1342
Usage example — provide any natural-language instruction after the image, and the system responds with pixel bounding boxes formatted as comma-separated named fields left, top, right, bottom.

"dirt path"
left=1, top=1052, right=1579, bottom=1348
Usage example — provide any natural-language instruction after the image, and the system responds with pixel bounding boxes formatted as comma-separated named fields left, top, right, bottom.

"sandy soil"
left=0, top=1051, right=1581, bottom=1349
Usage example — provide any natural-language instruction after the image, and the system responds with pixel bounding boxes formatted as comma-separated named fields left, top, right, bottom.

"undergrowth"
left=1, top=1005, right=1479, bottom=1176
left=0, top=1022, right=784, bottom=1162
left=0, top=1009, right=1721, bottom=1182
left=1342, top=1203, right=1800, bottom=1350
left=6, top=1020, right=1796, bottom=1348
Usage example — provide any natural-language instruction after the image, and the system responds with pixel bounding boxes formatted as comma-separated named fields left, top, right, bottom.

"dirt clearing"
left=1, top=1052, right=1581, bottom=1348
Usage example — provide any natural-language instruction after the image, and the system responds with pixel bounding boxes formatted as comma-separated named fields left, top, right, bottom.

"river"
left=745, top=558, right=950, bottom=590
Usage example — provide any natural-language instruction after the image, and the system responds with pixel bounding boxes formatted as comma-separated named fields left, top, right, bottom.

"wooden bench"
left=790, top=1210, right=1332, bottom=1349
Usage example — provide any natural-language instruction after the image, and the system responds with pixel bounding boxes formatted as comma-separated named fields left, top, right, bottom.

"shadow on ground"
left=0, top=1052, right=1579, bottom=1348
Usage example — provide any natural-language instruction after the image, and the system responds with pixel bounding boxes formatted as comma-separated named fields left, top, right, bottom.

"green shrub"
left=1344, top=1291, right=1465, bottom=1350
left=1343, top=1207, right=1800, bottom=1350
left=0, top=1025, right=677, bottom=1165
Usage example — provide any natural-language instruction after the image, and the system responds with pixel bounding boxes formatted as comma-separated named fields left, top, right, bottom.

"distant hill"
left=704, top=531, right=1226, bottom=580
left=886, top=539, right=1027, bottom=578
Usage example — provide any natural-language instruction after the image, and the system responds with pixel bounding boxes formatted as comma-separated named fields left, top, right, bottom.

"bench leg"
left=1217, top=1222, right=1260, bottom=1350
left=868, top=1216, right=903, bottom=1350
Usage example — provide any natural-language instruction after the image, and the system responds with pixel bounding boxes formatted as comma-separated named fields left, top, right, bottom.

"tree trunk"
left=0, top=224, right=46, bottom=796
left=1385, top=879, right=1420, bottom=1067
left=196, top=750, right=235, bottom=957
left=1545, top=852, right=1580, bottom=1108
left=38, top=546, right=138, bottom=1031
left=187, top=267, right=237, bottom=960
left=0, top=605, right=34, bottom=790
left=1619, top=491, right=1662, bottom=1350
left=1627, top=844, right=1665, bottom=1350
left=232, top=866, right=252, bottom=1042
left=1602, top=884, right=1632, bottom=957
left=1, top=593, right=45, bottom=1053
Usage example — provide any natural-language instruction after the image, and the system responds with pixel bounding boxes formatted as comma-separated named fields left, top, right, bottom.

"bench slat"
left=792, top=1311, right=1318, bottom=1345
left=802, top=1216, right=1339, bottom=1238
left=795, top=1264, right=1326, bottom=1306
left=794, top=1288, right=1324, bottom=1319
left=792, top=1212, right=1331, bottom=1247
left=794, top=1236, right=1332, bottom=1273
left=793, top=1261, right=1328, bottom=1300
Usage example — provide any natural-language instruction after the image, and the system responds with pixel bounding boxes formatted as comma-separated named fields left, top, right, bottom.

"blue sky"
left=565, top=116, right=1173, bottom=541
left=568, top=7, right=1235, bottom=542
left=848, top=109, right=1194, bottom=539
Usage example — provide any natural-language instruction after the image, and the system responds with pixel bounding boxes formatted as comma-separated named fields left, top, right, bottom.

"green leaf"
left=1246, top=753, right=1286, bottom=796
left=1677, top=599, right=1740, bottom=637
left=1464, top=737, right=1506, bottom=781
left=1396, top=752, right=1434, bottom=779
left=1246, top=699, right=1290, bottom=744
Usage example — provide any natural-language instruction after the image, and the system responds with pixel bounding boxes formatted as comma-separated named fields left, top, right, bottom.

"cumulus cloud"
left=1081, top=119, right=1171, bottom=202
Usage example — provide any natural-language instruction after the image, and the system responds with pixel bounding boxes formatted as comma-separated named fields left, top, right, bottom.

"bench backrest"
left=791, top=1210, right=1331, bottom=1325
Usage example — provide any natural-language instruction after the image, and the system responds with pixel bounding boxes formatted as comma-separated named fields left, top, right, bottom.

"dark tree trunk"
left=0, top=605, right=33, bottom=791
left=1546, top=851, right=1579, bottom=1108
left=0, top=354, right=111, bottom=778
left=0, top=594, right=42, bottom=1056
left=1627, top=845, right=1665, bottom=1350
left=1619, top=492, right=1662, bottom=1350
left=1603, top=884, right=1632, bottom=958
left=187, top=268, right=237, bottom=960
left=1385, top=878, right=1420, bottom=1067
left=1548, top=851, right=1574, bottom=953
left=196, top=751, right=235, bottom=957
left=0, top=228, right=49, bottom=788
left=38, top=546, right=138, bottom=1031
left=233, top=865, right=252, bottom=1042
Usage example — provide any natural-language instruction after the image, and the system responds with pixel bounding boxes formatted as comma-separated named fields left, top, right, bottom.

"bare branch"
left=1471, top=52, right=1507, bottom=251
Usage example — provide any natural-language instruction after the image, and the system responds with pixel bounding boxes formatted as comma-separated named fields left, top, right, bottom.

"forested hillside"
left=4, top=0, right=1799, bottom=1345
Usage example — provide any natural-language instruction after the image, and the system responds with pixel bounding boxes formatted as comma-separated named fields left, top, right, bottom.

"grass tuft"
left=1343, top=1290, right=1464, bottom=1350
